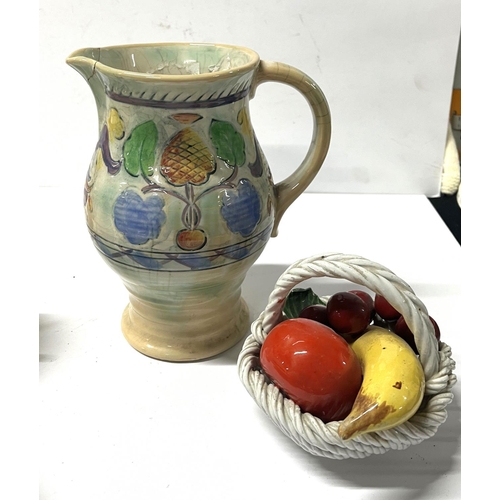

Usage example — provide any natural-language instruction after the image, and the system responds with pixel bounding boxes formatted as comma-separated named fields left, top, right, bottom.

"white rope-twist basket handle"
left=237, top=253, right=456, bottom=459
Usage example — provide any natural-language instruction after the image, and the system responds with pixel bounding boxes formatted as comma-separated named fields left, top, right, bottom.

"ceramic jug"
left=67, top=43, right=331, bottom=361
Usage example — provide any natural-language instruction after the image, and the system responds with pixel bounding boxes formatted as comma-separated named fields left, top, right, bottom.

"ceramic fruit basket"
left=237, top=252, right=456, bottom=460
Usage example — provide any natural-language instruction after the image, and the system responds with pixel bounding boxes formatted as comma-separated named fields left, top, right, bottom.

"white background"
left=38, top=191, right=462, bottom=500
left=34, top=3, right=467, bottom=499
left=39, top=0, right=461, bottom=195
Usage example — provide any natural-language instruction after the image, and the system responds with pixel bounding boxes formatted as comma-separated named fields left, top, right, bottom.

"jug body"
left=67, top=43, right=331, bottom=361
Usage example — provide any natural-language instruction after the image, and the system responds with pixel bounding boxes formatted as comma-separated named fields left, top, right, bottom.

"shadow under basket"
left=237, top=252, right=456, bottom=460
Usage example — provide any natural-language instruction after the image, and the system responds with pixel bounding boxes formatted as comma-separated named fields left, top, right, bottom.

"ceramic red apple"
left=260, top=318, right=363, bottom=423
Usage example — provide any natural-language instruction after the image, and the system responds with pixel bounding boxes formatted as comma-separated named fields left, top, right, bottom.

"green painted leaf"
left=283, top=288, right=324, bottom=319
left=209, top=120, right=246, bottom=167
left=123, top=121, right=158, bottom=177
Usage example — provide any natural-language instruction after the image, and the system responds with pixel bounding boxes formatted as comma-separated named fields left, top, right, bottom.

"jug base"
left=120, top=299, right=250, bottom=362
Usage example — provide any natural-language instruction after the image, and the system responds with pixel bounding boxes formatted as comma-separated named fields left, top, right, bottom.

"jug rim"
left=67, top=42, right=261, bottom=83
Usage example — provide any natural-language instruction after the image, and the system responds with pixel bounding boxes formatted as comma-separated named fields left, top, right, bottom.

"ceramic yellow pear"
left=338, top=326, right=425, bottom=440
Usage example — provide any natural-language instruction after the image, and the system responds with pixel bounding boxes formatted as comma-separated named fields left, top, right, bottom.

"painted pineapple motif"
left=160, top=128, right=215, bottom=186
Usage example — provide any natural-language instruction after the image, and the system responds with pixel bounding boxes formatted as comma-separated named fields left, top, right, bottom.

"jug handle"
left=252, top=61, right=331, bottom=237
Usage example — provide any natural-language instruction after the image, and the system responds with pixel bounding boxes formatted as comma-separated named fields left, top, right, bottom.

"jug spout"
left=66, top=48, right=100, bottom=79
left=66, top=48, right=106, bottom=122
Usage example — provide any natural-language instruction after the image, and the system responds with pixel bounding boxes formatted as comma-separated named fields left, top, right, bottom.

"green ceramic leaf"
left=210, top=120, right=246, bottom=167
left=123, top=121, right=158, bottom=177
left=283, top=287, right=324, bottom=319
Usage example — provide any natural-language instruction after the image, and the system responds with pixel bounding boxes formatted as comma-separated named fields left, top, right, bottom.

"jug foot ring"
left=120, top=300, right=250, bottom=362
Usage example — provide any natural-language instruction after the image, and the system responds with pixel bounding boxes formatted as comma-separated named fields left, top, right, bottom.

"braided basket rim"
left=237, top=252, right=457, bottom=460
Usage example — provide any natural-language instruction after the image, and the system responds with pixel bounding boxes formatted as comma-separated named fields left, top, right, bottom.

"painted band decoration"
left=90, top=224, right=272, bottom=272
left=105, top=86, right=251, bottom=110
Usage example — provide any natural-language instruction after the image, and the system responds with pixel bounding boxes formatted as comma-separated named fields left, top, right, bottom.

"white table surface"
left=39, top=188, right=461, bottom=500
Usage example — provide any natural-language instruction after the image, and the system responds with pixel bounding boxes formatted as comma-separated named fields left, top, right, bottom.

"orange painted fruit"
left=260, top=318, right=362, bottom=423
